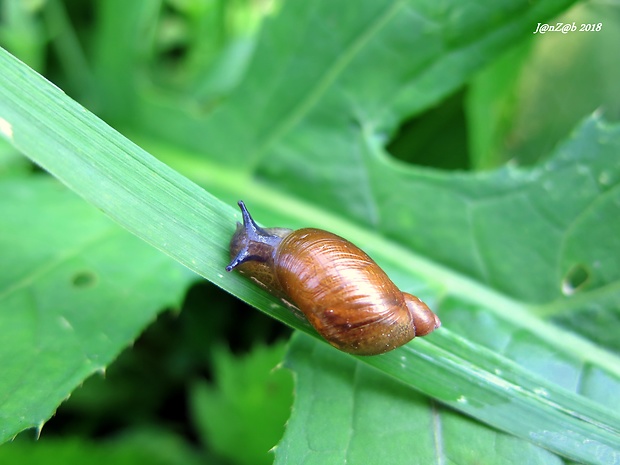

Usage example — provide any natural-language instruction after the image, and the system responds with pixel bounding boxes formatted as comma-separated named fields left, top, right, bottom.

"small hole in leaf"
left=561, top=264, right=590, bottom=295
left=72, top=270, right=97, bottom=288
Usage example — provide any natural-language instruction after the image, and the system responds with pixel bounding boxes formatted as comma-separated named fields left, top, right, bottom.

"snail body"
left=226, top=201, right=440, bottom=355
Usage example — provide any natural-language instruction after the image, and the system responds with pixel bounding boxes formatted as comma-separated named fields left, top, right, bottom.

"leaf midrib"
left=248, top=0, right=406, bottom=168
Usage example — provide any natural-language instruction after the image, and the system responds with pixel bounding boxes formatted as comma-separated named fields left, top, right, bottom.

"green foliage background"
left=1, top=0, right=619, bottom=464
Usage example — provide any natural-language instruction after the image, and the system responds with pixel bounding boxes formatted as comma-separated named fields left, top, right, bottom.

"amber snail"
left=226, top=201, right=441, bottom=355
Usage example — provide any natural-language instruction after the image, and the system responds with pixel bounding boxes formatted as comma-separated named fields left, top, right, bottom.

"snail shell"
left=226, top=201, right=440, bottom=355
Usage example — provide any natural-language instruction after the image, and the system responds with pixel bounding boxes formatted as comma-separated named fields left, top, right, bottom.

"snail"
left=226, top=201, right=441, bottom=355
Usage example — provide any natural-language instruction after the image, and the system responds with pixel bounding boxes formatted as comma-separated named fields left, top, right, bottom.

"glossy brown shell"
left=275, top=229, right=425, bottom=355
left=226, top=201, right=440, bottom=356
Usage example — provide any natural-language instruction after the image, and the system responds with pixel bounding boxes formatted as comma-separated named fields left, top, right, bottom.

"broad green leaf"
left=272, top=115, right=620, bottom=464
left=190, top=342, right=293, bottom=465
left=100, top=0, right=577, bottom=181
left=0, top=178, right=193, bottom=440
left=277, top=332, right=563, bottom=465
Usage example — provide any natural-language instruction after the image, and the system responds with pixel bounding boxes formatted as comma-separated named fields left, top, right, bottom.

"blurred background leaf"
left=190, top=342, right=293, bottom=465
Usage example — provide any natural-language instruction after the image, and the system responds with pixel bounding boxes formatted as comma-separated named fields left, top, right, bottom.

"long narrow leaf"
left=2, top=46, right=620, bottom=463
